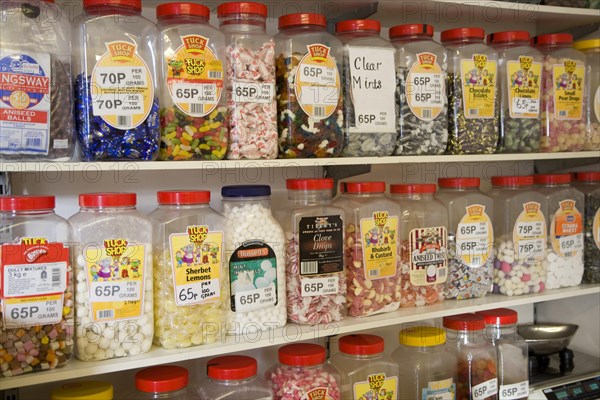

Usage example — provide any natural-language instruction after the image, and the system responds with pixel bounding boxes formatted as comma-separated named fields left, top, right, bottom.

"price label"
left=299, top=64, right=336, bottom=86
left=2, top=294, right=63, bottom=328
left=559, top=233, right=583, bottom=252
left=176, top=279, right=219, bottom=306
left=515, top=221, right=544, bottom=237
left=172, top=82, right=218, bottom=104
left=517, top=238, right=545, bottom=260
left=511, top=97, right=540, bottom=115
left=92, top=67, right=148, bottom=117
left=408, top=73, right=444, bottom=108
left=89, top=281, right=141, bottom=302
left=234, top=284, right=276, bottom=312
left=499, top=381, right=528, bottom=400
left=458, top=223, right=488, bottom=238
left=472, top=378, right=498, bottom=400
left=300, top=276, right=339, bottom=297
left=232, top=81, right=274, bottom=103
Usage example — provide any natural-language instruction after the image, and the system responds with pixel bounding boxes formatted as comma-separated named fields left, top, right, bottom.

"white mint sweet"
left=493, top=238, right=547, bottom=296
left=544, top=249, right=584, bottom=289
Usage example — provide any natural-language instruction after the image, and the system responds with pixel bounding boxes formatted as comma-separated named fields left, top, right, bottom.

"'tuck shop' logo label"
left=187, top=225, right=208, bottom=245
left=308, top=44, right=330, bottom=63
left=103, top=238, right=128, bottom=258
left=373, top=211, right=389, bottom=228
left=106, top=41, right=136, bottom=63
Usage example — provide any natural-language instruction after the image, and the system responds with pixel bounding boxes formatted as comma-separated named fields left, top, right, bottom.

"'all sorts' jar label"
left=460, top=54, right=497, bottom=119
left=513, top=201, right=546, bottom=262
left=166, top=35, right=223, bottom=117
left=85, top=238, right=146, bottom=322
left=353, top=372, right=398, bottom=400
left=422, top=378, right=456, bottom=400
left=551, top=200, right=584, bottom=257
left=301, top=387, right=333, bottom=400
left=409, top=226, right=448, bottom=285
left=594, top=208, right=600, bottom=250
left=552, top=59, right=585, bottom=120
left=507, top=55, right=542, bottom=118
left=456, top=205, right=494, bottom=267
left=295, top=44, right=341, bottom=120
left=169, top=225, right=223, bottom=306
left=0, top=50, right=51, bottom=155
left=406, top=52, right=445, bottom=121
left=360, top=211, right=398, bottom=280
left=347, top=46, right=397, bottom=133
left=1, top=239, right=69, bottom=328
left=91, top=41, right=154, bottom=130
left=229, top=240, right=277, bottom=312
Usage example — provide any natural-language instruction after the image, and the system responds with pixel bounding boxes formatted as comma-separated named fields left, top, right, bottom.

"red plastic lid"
left=443, top=313, right=485, bottom=331
left=207, top=356, right=257, bottom=380
left=487, top=30, right=530, bottom=44
left=157, top=190, right=210, bottom=205
left=531, top=33, right=573, bottom=46
left=491, top=175, right=534, bottom=187
left=156, top=2, right=209, bottom=19
left=135, top=366, right=188, bottom=393
left=341, top=181, right=386, bottom=194
left=279, top=13, right=326, bottom=29
left=336, top=19, right=380, bottom=33
left=278, top=343, right=326, bottom=366
left=0, top=196, right=55, bottom=211
left=438, top=177, right=480, bottom=188
left=83, top=0, right=141, bottom=11
left=477, top=308, right=518, bottom=326
left=390, top=184, right=436, bottom=194
left=534, top=174, right=571, bottom=185
left=441, top=27, right=485, bottom=42
left=389, top=24, right=434, bottom=39
left=79, top=193, right=136, bottom=208
left=575, top=172, right=600, bottom=182
left=286, top=178, right=334, bottom=191
left=217, top=2, right=267, bottom=17
left=338, top=334, right=385, bottom=355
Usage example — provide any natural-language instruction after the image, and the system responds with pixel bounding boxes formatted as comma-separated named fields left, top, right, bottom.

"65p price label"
left=2, top=294, right=64, bottom=328
left=472, top=378, right=497, bottom=400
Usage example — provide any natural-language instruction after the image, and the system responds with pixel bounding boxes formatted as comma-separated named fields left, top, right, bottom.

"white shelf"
left=1, top=152, right=598, bottom=173
left=2, top=284, right=598, bottom=391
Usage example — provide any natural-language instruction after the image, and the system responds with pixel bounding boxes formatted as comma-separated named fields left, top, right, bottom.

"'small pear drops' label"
left=552, top=59, right=585, bottom=120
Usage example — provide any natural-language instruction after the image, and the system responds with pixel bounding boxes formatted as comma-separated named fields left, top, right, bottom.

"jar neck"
left=537, top=43, right=571, bottom=51
left=209, top=376, right=256, bottom=385
left=281, top=24, right=326, bottom=33
left=341, top=192, right=385, bottom=198
left=390, top=193, right=434, bottom=200
left=485, top=324, right=519, bottom=341
left=84, top=4, right=141, bottom=16
left=287, top=190, right=332, bottom=205
left=446, top=328, right=485, bottom=344
left=445, top=37, right=484, bottom=46
left=493, top=40, right=529, bottom=49
left=339, top=30, right=380, bottom=39
left=391, top=35, right=433, bottom=43
left=80, top=205, right=137, bottom=212
left=158, top=15, right=209, bottom=26
left=219, top=14, right=266, bottom=33
left=492, top=185, right=532, bottom=190
left=537, top=183, right=570, bottom=188
left=438, top=186, right=478, bottom=192
left=2, top=209, right=54, bottom=216
left=342, top=352, right=382, bottom=359
left=157, top=203, right=210, bottom=210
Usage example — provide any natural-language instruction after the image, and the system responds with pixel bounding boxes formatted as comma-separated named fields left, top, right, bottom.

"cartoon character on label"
left=182, top=244, right=194, bottom=266
left=90, top=265, right=99, bottom=282
left=175, top=250, right=184, bottom=268
left=97, top=258, right=113, bottom=280
left=130, top=259, right=141, bottom=278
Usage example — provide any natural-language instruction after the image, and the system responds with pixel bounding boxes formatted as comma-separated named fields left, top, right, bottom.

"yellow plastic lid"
left=51, top=381, right=113, bottom=400
left=573, top=38, right=600, bottom=51
left=399, top=326, right=446, bottom=347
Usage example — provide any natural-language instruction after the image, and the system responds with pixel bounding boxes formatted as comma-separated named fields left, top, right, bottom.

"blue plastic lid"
left=221, top=185, right=271, bottom=197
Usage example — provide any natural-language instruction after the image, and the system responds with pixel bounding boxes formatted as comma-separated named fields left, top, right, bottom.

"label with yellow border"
left=552, top=59, right=585, bottom=120
left=422, top=378, right=455, bottom=400
left=406, top=52, right=445, bottom=121
left=551, top=200, right=583, bottom=257
left=513, top=201, right=546, bottom=262
left=2, top=294, right=63, bottom=328
left=456, top=205, right=493, bottom=267
left=300, top=387, right=333, bottom=400
left=85, top=238, right=145, bottom=322
left=169, top=225, right=223, bottom=306
left=507, top=56, right=542, bottom=118
left=360, top=211, right=398, bottom=280
left=91, top=41, right=154, bottom=129
left=353, top=372, right=398, bottom=400
left=460, top=55, right=497, bottom=119
left=594, top=208, right=600, bottom=250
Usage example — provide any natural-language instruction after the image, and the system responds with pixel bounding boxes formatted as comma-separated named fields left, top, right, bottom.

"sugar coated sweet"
left=493, top=238, right=547, bottom=296
left=543, top=250, right=583, bottom=289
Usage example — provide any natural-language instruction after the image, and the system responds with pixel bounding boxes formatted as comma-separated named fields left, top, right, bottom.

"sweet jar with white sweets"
left=332, top=182, right=401, bottom=317
left=218, top=2, right=278, bottom=159
left=436, top=178, right=494, bottom=299
left=276, top=179, right=346, bottom=325
left=489, top=176, right=548, bottom=296
left=69, top=193, right=153, bottom=361
left=221, top=185, right=286, bottom=335
left=149, top=191, right=226, bottom=349
left=534, top=174, right=585, bottom=288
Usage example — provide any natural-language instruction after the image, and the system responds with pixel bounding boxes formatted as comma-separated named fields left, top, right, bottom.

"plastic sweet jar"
left=436, top=178, right=495, bottom=299
left=277, top=179, right=346, bottom=324
left=488, top=31, right=543, bottom=154
left=68, top=193, right=153, bottom=361
left=336, top=20, right=398, bottom=157
left=441, top=28, right=500, bottom=155
left=389, top=24, right=449, bottom=155
left=533, top=174, right=585, bottom=288
left=389, top=184, right=448, bottom=307
left=391, top=326, right=457, bottom=400
left=574, top=39, right=600, bottom=150
left=156, top=3, right=228, bottom=161
left=266, top=343, right=341, bottom=400
left=217, top=2, right=278, bottom=160
left=198, top=355, right=273, bottom=400
left=274, top=13, right=344, bottom=158
left=126, top=366, right=191, bottom=400
left=477, top=309, right=529, bottom=400
left=488, top=176, right=548, bottom=296
left=330, top=334, right=399, bottom=400
left=148, top=191, right=226, bottom=349
left=443, top=314, right=498, bottom=400
left=572, top=172, right=600, bottom=283
left=332, top=182, right=402, bottom=317
left=51, top=381, right=114, bottom=400
left=532, top=33, right=588, bottom=152
left=72, top=0, right=159, bottom=161
left=221, top=185, right=286, bottom=334
left=0, top=0, right=75, bottom=161
left=0, top=196, right=73, bottom=377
